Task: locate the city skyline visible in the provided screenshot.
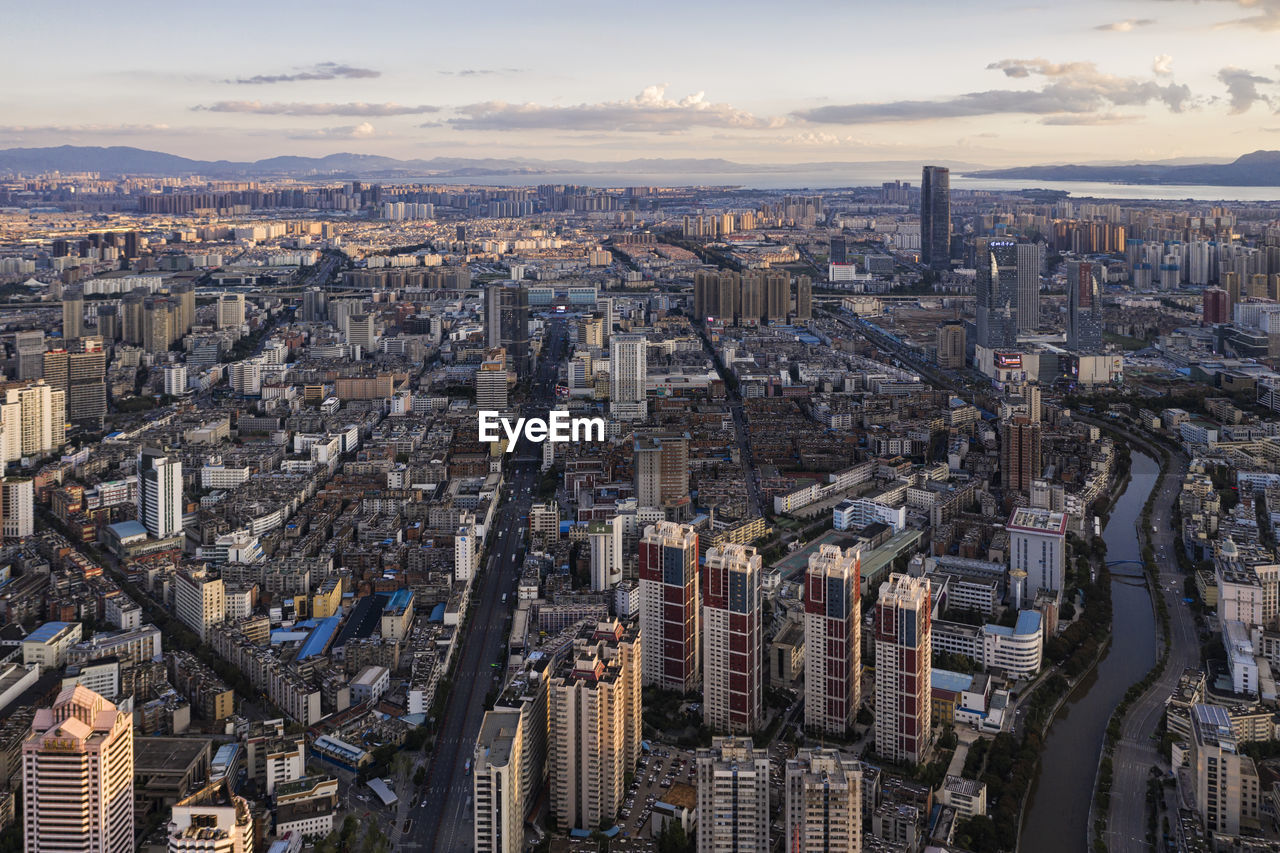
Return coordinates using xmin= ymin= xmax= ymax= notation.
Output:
xmin=7 ymin=0 xmax=1280 ymax=166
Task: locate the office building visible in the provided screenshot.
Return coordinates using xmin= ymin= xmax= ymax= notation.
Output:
xmin=936 ymin=322 xmax=965 ymax=370
xmin=796 ymin=275 xmax=813 ymax=321
xmin=1190 ymin=703 xmax=1260 ymax=836
xmin=610 ymin=333 xmax=647 ymax=420
xmin=474 ymin=709 xmax=524 ymax=853
xmin=476 ymin=351 xmax=510 ymax=411
xmin=137 ymin=447 xmax=183 ymax=539
xmin=874 ymin=573 xmax=932 ymax=764
xmin=1204 ymin=287 xmax=1230 ymax=326
xmin=66 ymin=341 xmax=107 ymax=427
xmin=638 ymin=521 xmax=699 ymax=692
xmin=63 ymin=287 xmax=85 ymax=341
xmin=1000 ymin=416 xmax=1042 ymax=493
xmin=548 ymin=620 xmax=641 ymax=832
xmin=804 ymin=545 xmax=861 ymax=736
xmin=216 ymin=294 xmax=245 ymax=330
xmin=702 ymin=544 xmax=763 ymax=734
xmin=345 ymin=313 xmax=377 ymax=353
xmin=1016 ymin=243 xmax=1041 ymax=332
xmin=920 ymin=166 xmax=951 ymax=271
xmin=1066 ymin=261 xmax=1104 ymax=351
xmin=975 ymin=239 xmax=1020 ymax=350
xmin=1 ymin=477 xmax=34 ymax=539
xmin=23 ymin=686 xmax=134 ymax=853
xmin=486 ymin=285 xmax=531 ymax=378
xmin=174 ymin=568 xmax=225 ymax=643
xmin=695 ymin=737 xmax=770 ymax=853
xmin=634 ymin=430 xmax=690 ymax=519
xmin=13 ymin=329 xmax=44 ymax=380
xmin=784 ymin=749 xmax=862 ymax=853
xmin=1007 ymin=507 xmax=1067 ymax=597
xmin=588 ymin=516 xmax=623 ymax=592
xmin=167 ymin=780 xmax=253 ymax=853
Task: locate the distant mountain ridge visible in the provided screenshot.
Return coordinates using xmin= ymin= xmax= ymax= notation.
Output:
xmin=0 ymin=145 xmax=986 ymax=180
xmin=965 ymin=150 xmax=1280 ymax=187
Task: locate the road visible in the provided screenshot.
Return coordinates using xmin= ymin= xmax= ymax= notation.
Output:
xmin=697 ymin=328 xmax=763 ymax=516
xmin=1098 ymin=425 xmax=1196 ymax=853
xmin=410 ymin=321 xmax=568 ymax=853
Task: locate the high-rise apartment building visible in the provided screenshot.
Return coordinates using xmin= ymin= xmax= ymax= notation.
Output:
xmin=137 ymin=447 xmax=183 ymax=539
xmin=796 ymin=275 xmax=813 ymax=321
xmin=784 ymin=749 xmax=862 ymax=853
xmin=577 ymin=315 xmax=605 ymax=349
xmin=474 ymin=709 xmax=524 ymax=853
xmin=0 ymin=380 xmax=66 ymax=462
xmin=476 ymin=350 xmax=510 ymax=411
xmin=920 ymin=166 xmax=951 ymax=272
xmin=610 ymin=333 xmax=648 ymax=420
xmin=216 ymin=294 xmax=245 ymax=330
xmin=634 ymin=430 xmax=690 ymax=519
xmin=67 ymin=340 xmax=107 ymax=427
xmin=548 ymin=620 xmax=641 ymax=831
xmin=975 ymin=239 xmax=1020 ymax=350
xmin=638 ymin=521 xmax=699 ymax=692
xmin=345 ymin=313 xmax=377 ymax=353
xmin=1066 ymin=261 xmax=1104 ymax=351
xmin=936 ymin=322 xmax=965 ymax=370
xmin=1204 ymin=287 xmax=1230 ymax=326
xmin=588 ymin=516 xmax=623 ymax=592
xmin=702 ymin=544 xmax=762 ymax=734
xmin=1190 ymin=703 xmax=1260 ymax=837
xmin=23 ymin=686 xmax=134 ymax=853
xmin=695 ymin=737 xmax=771 ymax=853
xmin=13 ymin=329 xmax=44 ymax=380
xmin=765 ymin=271 xmax=789 ymax=323
xmin=804 ymin=545 xmax=861 ymax=736
xmin=1000 ymin=416 xmax=1042 ymax=493
xmin=174 ymin=568 xmax=225 ymax=643
xmin=874 ymin=573 xmax=932 ymax=764
xmin=167 ymin=780 xmax=253 ymax=853
xmin=170 ymin=281 xmax=196 ymax=338
xmin=1 ymin=477 xmax=34 ymax=540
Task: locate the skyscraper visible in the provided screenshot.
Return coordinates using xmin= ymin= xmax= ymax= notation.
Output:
xmin=1190 ymin=703 xmax=1260 ymax=837
xmin=695 ymin=737 xmax=771 ymax=853
xmin=62 ymin=287 xmax=85 ymax=341
xmin=804 ymin=545 xmax=861 ymax=736
xmin=1 ymin=477 xmax=34 ymax=540
xmin=1000 ymin=416 xmax=1042 ymax=493
xmin=1204 ymin=287 xmax=1230 ymax=326
xmin=1066 ymin=261 xmax=1104 ymax=351
xmin=638 ymin=521 xmax=699 ymax=692
xmin=23 ymin=685 xmax=134 ymax=853
xmin=874 ymin=573 xmax=932 ymax=765
xmin=474 ymin=709 xmax=525 ymax=853
xmin=486 ymin=285 xmax=531 ymax=378
xmin=765 ymin=271 xmax=789 ymax=323
xmin=633 ymin=430 xmax=690 ymax=519
xmin=610 ymin=333 xmax=648 ymax=420
xmin=920 ymin=166 xmax=951 ymax=272
xmin=167 ymin=780 xmax=253 ymax=853
xmin=796 ymin=275 xmax=813 ymax=321
xmin=784 ymin=749 xmax=863 ymax=853
xmin=975 ymin=238 xmax=1020 ymax=350
xmin=137 ymin=447 xmax=183 ymax=539
xmin=1016 ymin=243 xmax=1042 ymax=332
xmin=1007 ymin=507 xmax=1067 ymax=597
xmin=702 ymin=543 xmax=763 ymax=734
xmin=475 ymin=350 xmax=510 ymax=411
xmin=548 ymin=620 xmax=641 ymax=831
xmin=0 ymin=380 xmax=66 ymax=462
xmin=936 ymin=322 xmax=965 ymax=370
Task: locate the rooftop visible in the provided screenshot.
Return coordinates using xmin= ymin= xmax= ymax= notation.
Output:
xmin=25 ymin=622 xmax=77 ymax=644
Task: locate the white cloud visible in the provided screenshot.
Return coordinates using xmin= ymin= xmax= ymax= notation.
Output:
xmin=194 ymin=102 xmax=438 ymax=117
xmin=1217 ymin=67 xmax=1273 ymax=113
xmin=1094 ymin=18 xmax=1157 ymax=31
xmin=1153 ymin=55 xmax=1174 ymax=76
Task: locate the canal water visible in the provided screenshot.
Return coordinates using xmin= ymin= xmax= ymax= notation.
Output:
xmin=1018 ymin=450 xmax=1160 ymax=852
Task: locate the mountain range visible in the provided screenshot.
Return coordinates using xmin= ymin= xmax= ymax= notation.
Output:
xmin=0 ymin=145 xmax=984 ymax=180
xmin=964 ymin=150 xmax=1280 ymax=187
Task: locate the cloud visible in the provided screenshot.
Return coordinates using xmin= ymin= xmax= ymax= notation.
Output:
xmin=288 ymin=121 xmax=379 ymax=140
xmin=0 ymin=123 xmax=172 ymax=135
xmin=231 ymin=63 xmax=380 ymax=84
xmin=1093 ymin=17 xmax=1156 ymax=31
xmin=1217 ymin=67 xmax=1273 ymax=113
xmin=449 ymin=85 xmax=783 ymax=132
xmin=194 ymin=101 xmax=439 ymax=116
xmin=439 ymin=68 xmax=524 ymax=77
xmin=1040 ymin=112 xmax=1140 ymax=125
xmin=1153 ymin=54 xmax=1174 ymax=76
xmin=1173 ymin=0 xmax=1280 ymax=30
xmin=794 ymin=59 xmax=1191 ymax=124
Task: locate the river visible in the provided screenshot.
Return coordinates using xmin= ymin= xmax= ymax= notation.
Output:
xmin=1018 ymin=450 xmax=1160 ymax=852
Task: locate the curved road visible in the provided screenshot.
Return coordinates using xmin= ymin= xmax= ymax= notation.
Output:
xmin=1096 ymin=424 xmax=1196 ymax=853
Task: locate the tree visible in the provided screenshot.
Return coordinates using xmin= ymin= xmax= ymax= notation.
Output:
xmin=657 ymin=820 xmax=695 ymax=853
xmin=414 ymin=765 xmax=427 ymax=787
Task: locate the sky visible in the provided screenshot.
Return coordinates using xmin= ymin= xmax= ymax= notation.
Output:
xmin=5 ymin=0 xmax=1280 ymax=167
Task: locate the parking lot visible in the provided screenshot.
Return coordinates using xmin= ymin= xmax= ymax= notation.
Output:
xmin=614 ymin=745 xmax=700 ymax=843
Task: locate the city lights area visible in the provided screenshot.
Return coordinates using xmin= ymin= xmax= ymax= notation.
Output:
xmin=6 ymin=4 xmax=1280 ymax=853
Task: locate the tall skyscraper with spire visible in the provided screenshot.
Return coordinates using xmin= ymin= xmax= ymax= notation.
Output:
xmin=920 ymin=166 xmax=951 ymax=272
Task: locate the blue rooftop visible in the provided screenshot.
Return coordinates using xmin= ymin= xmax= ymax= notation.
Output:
xmin=383 ymin=589 xmax=413 ymax=612
xmin=428 ymin=603 xmax=446 ymax=623
xmin=1015 ymin=610 xmax=1042 ymax=636
xmin=931 ymin=668 xmax=973 ymax=693
xmin=26 ymin=622 xmax=77 ymax=644
xmin=297 ymin=616 xmax=341 ymax=660
xmin=107 ymin=520 xmax=148 ymax=539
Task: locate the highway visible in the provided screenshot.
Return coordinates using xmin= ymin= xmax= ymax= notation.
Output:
xmin=409 ymin=321 xmax=568 ymax=852
xmin=1096 ymin=424 xmax=1197 ymax=853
